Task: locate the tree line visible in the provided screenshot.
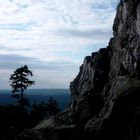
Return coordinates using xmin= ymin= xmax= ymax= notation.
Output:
xmin=0 ymin=65 xmax=61 ymax=140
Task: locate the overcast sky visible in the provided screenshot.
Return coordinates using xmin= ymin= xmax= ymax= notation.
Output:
xmin=0 ymin=0 xmax=119 ymax=89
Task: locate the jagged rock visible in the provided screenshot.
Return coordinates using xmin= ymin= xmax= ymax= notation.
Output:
xmin=83 ymin=0 xmax=140 ymax=135
xmin=17 ymin=0 xmax=140 ymax=139
xmin=70 ymin=48 xmax=110 ymax=127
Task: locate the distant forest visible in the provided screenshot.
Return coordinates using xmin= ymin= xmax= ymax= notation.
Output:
xmin=0 ymin=65 xmax=61 ymax=140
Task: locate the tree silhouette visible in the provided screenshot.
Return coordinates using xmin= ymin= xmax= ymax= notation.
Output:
xmin=46 ymin=97 xmax=61 ymax=116
xmin=30 ymin=97 xmax=61 ymax=124
xmin=9 ymin=65 xmax=35 ymax=107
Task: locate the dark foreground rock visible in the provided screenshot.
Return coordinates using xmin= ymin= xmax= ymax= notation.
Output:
xmin=17 ymin=0 xmax=140 ymax=139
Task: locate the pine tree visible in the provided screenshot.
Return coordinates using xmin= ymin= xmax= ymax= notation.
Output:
xmin=46 ymin=97 xmax=61 ymax=116
xmin=9 ymin=65 xmax=35 ymax=107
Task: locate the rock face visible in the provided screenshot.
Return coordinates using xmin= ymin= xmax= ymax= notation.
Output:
xmin=18 ymin=0 xmax=140 ymax=140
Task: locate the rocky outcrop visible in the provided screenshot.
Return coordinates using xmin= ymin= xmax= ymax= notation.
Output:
xmin=17 ymin=0 xmax=140 ymax=139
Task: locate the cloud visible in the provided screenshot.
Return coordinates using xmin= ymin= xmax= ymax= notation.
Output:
xmin=0 ymin=54 xmax=35 ymax=69
xmin=0 ymin=23 xmax=36 ymax=31
xmin=58 ymin=27 xmax=112 ymax=40
xmin=0 ymin=0 xmax=119 ymax=89
xmin=0 ymin=53 xmax=79 ymax=88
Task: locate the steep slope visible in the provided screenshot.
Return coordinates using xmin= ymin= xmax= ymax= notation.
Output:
xmin=18 ymin=0 xmax=140 ymax=139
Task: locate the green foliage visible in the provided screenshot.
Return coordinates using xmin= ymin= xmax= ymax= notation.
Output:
xmin=9 ymin=65 xmax=35 ymax=106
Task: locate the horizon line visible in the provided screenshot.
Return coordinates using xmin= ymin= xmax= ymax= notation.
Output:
xmin=0 ymin=88 xmax=70 ymax=90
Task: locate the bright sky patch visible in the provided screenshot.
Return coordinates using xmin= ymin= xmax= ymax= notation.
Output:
xmin=0 ymin=0 xmax=119 ymax=89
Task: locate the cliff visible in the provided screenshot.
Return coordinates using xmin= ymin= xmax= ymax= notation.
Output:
xmin=18 ymin=0 xmax=140 ymax=139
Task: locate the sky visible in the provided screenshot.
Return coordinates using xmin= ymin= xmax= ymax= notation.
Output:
xmin=0 ymin=0 xmax=119 ymax=89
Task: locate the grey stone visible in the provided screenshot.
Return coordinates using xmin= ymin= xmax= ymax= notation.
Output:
xmin=17 ymin=0 xmax=140 ymax=139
